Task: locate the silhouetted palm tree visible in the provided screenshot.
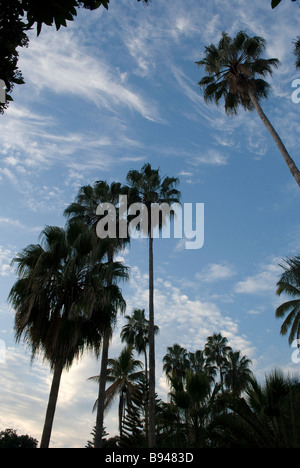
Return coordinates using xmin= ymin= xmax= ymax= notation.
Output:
xmin=196 ymin=30 xmax=300 ymax=187
xmin=126 ymin=163 xmax=180 ymax=447
xmin=294 ymin=37 xmax=300 ymax=69
xmin=121 ymin=308 xmax=159 ymax=381
xmin=275 ymin=255 xmax=300 ymax=347
xmin=64 ymin=180 xmax=129 ymax=448
xmin=90 ymin=347 xmax=144 ymax=438
xmin=9 ymin=223 xmax=124 ymax=448
xmin=204 ymin=333 xmax=232 ymax=389
xmin=163 ymin=344 xmax=190 ymax=388
xmin=224 ymin=350 xmax=253 ymax=396
xmin=216 ymin=370 xmax=300 ymax=447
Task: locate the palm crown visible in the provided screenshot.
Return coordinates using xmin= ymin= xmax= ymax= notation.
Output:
xmin=196 ymin=31 xmax=279 ymax=115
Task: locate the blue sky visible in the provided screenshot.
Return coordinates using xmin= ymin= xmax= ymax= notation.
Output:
xmin=0 ymin=0 xmax=300 ymax=448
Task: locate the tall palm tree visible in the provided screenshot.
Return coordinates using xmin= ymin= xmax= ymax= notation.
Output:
xmin=90 ymin=347 xmax=144 ymax=438
xmin=121 ymin=308 xmax=159 ymax=381
xmin=64 ymin=180 xmax=129 ymax=448
xmin=196 ymin=30 xmax=300 ymax=188
xmin=275 ymin=255 xmax=300 ymax=347
xmin=8 ymin=223 xmax=124 ymax=448
xmin=126 ymin=163 xmax=180 ymax=447
xmin=224 ymin=350 xmax=253 ymax=396
xmin=204 ymin=333 xmax=232 ymax=389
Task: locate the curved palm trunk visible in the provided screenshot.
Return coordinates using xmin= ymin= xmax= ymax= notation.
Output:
xmin=148 ymin=233 xmax=156 ymax=448
xmin=248 ymin=89 xmax=300 ymax=188
xmin=94 ymin=327 xmax=110 ymax=448
xmin=40 ymin=363 xmax=63 ymax=448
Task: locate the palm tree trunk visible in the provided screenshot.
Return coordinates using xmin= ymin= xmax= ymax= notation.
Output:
xmin=94 ymin=327 xmax=110 ymax=448
xmin=40 ymin=363 xmax=63 ymax=448
xmin=148 ymin=233 xmax=156 ymax=448
xmin=144 ymin=348 xmax=149 ymax=441
xmin=94 ymin=247 xmax=114 ymax=448
xmin=144 ymin=349 xmax=148 ymax=382
xmin=248 ymin=89 xmax=300 ymax=188
xmin=119 ymin=390 xmax=124 ymax=439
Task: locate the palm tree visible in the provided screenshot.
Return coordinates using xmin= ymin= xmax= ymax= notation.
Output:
xmin=163 ymin=344 xmax=190 ymax=388
xmin=64 ymin=180 xmax=129 ymax=448
xmin=294 ymin=37 xmax=300 ymax=69
xmin=275 ymin=255 xmax=300 ymax=347
xmin=204 ymin=333 xmax=232 ymax=389
xmin=215 ymin=370 xmax=300 ymax=447
xmin=90 ymin=347 xmax=144 ymax=438
xmin=126 ymin=163 xmax=180 ymax=447
xmin=196 ymin=30 xmax=300 ymax=188
xmin=224 ymin=350 xmax=253 ymax=396
xmin=121 ymin=308 xmax=159 ymax=381
xmin=8 ymin=223 xmax=124 ymax=448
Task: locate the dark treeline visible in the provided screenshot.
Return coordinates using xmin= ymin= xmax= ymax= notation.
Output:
xmin=86 ymin=329 xmax=300 ymax=449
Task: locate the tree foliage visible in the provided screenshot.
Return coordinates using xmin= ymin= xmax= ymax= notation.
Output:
xmin=0 ymin=0 xmax=149 ymax=112
xmin=0 ymin=429 xmax=38 ymax=448
xmin=276 ymin=255 xmax=300 ymax=345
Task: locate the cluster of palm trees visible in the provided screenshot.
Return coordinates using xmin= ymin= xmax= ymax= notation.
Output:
xmin=89 ymin=308 xmax=159 ymax=441
xmin=86 ymin=331 xmax=300 ymax=448
xmin=8 ymin=163 xmax=180 ymax=449
xmin=7 ymin=28 xmax=300 ymax=448
xmin=157 ymin=335 xmax=300 ymax=448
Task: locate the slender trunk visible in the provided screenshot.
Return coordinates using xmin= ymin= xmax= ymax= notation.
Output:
xmin=148 ymin=233 xmax=156 ymax=448
xmin=94 ymin=247 xmax=114 ymax=448
xmin=119 ymin=391 xmax=124 ymax=438
xmin=40 ymin=363 xmax=63 ymax=448
xmin=144 ymin=349 xmax=148 ymax=382
xmin=248 ymin=89 xmax=300 ymax=188
xmin=144 ymin=348 xmax=149 ymax=441
xmin=94 ymin=327 xmax=110 ymax=448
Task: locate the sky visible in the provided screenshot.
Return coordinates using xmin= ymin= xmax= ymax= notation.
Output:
xmin=0 ymin=0 xmax=300 ymax=449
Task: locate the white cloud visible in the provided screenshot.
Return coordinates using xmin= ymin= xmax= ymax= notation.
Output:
xmin=234 ymin=259 xmax=282 ymax=294
xmin=0 ymin=217 xmax=41 ymax=233
xmin=0 ymin=246 xmax=14 ymax=277
xmin=196 ymin=263 xmax=236 ymax=283
xmin=193 ymin=149 xmax=229 ymax=166
xmin=19 ymin=27 xmax=161 ymax=122
xmin=124 ymin=265 xmax=253 ymax=358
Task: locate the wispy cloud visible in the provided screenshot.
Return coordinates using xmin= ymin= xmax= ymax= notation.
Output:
xmin=192 ymin=148 xmax=229 ymax=166
xmin=19 ymin=26 xmax=162 ymax=123
xmin=0 ymin=217 xmax=41 ymax=233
